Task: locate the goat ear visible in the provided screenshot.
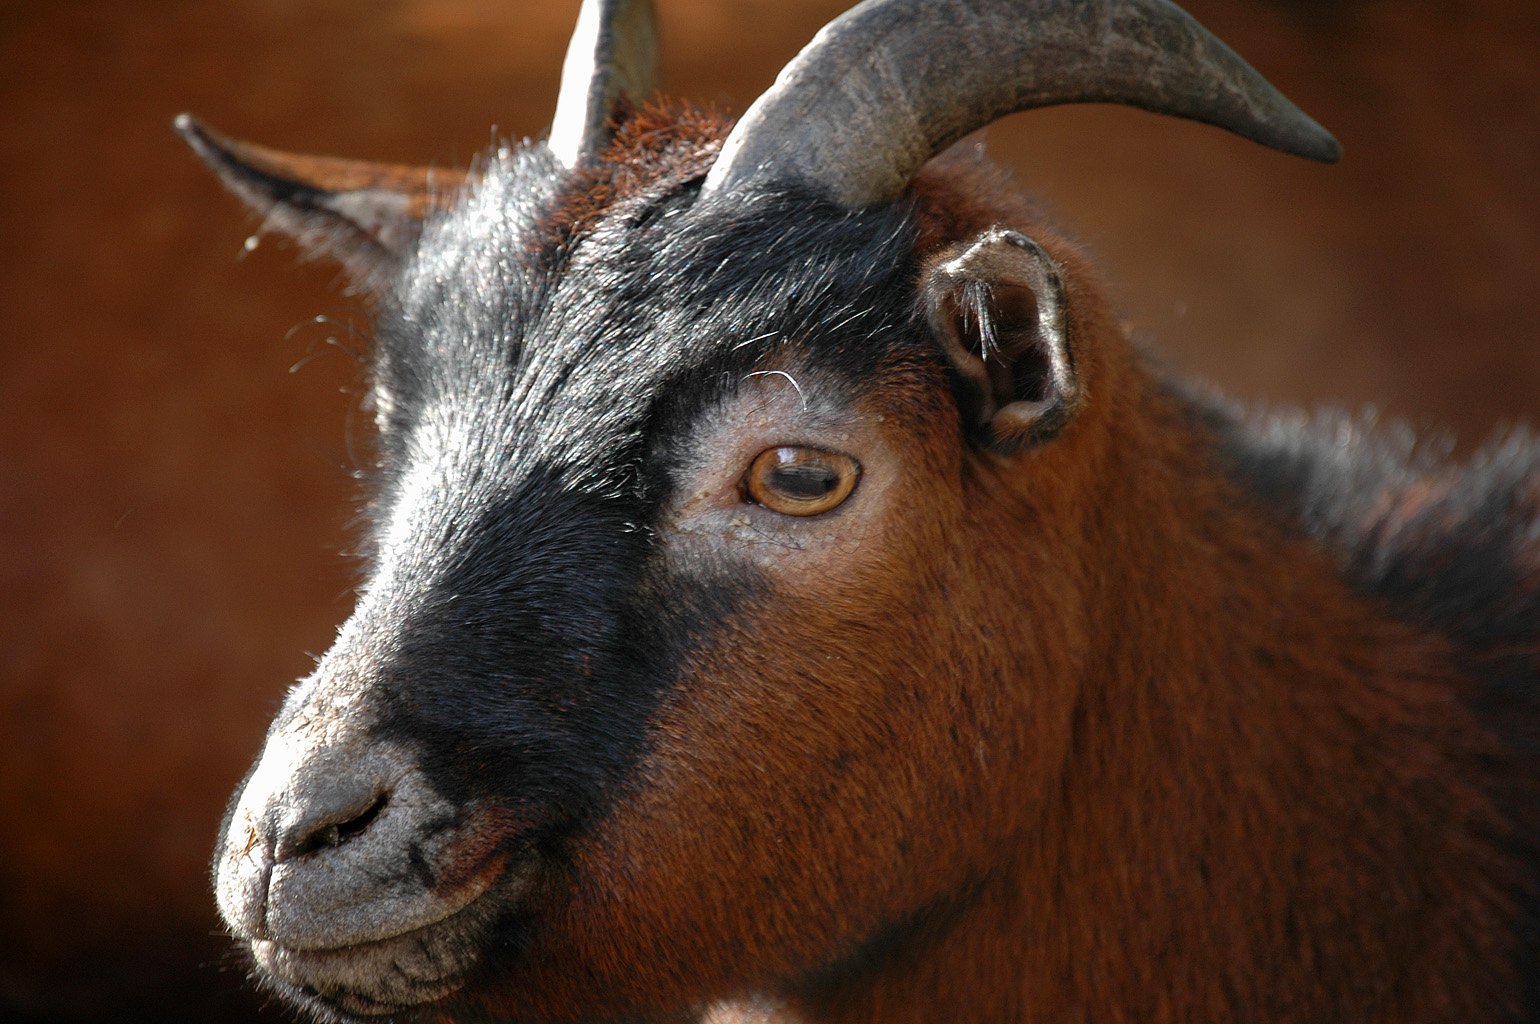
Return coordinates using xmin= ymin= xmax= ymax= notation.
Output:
xmin=174 ymin=114 xmax=464 ymax=289
xmin=924 ymin=228 xmax=1080 ymax=453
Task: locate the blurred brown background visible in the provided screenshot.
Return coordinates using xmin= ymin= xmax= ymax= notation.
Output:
xmin=1 ymin=0 xmax=1536 ymax=1020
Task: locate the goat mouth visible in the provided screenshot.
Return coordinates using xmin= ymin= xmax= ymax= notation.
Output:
xmin=250 ymin=856 xmax=528 ymax=1020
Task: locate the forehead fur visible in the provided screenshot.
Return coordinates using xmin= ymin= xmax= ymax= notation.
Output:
xmin=370 ymin=107 xmax=939 ymax=508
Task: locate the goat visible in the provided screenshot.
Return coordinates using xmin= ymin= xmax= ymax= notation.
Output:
xmin=180 ymin=0 xmax=1540 ymax=1020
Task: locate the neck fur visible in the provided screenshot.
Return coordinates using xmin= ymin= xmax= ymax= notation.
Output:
xmin=783 ymin=374 xmax=1524 ymax=1024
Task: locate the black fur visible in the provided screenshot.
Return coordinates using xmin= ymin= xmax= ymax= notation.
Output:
xmin=1195 ymin=392 xmax=1540 ymax=1013
xmin=353 ymin=141 xmax=938 ymax=843
xmin=1201 ymin=400 xmax=1539 ymax=703
xmin=228 ymin=118 xmax=1539 ymax=1018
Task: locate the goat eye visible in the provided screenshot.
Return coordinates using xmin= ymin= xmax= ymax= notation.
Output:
xmin=743 ymin=446 xmax=860 ymax=517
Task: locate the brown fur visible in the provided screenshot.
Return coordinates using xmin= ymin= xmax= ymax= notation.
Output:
xmin=536 ymin=100 xmax=729 ymax=249
xmin=7 ymin=3 xmax=1537 ymax=1021
xmin=448 ymin=114 xmax=1534 ymax=1023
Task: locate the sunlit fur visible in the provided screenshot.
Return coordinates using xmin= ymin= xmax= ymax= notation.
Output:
xmin=217 ymin=102 xmax=1538 ymax=1024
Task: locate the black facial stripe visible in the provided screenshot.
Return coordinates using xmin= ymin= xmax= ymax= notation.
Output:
xmin=349 ymin=146 xmax=943 ymax=854
xmin=362 ymin=448 xmax=769 ymax=840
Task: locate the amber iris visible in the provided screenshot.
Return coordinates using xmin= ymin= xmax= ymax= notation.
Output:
xmin=743 ymin=446 xmax=861 ymax=516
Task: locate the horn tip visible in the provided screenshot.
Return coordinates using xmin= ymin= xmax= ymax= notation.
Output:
xmin=1289 ymin=120 xmax=1343 ymax=164
xmin=1311 ymin=133 xmax=1344 ymax=165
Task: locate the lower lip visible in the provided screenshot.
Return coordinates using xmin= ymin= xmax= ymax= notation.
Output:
xmin=253 ymin=855 xmax=526 ymax=1013
xmin=253 ymin=931 xmax=473 ymax=1015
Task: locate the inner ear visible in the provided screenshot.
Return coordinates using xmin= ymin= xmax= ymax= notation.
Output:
xmin=924 ymin=228 xmax=1079 ymax=452
xmin=175 ymin=114 xmax=465 ymax=292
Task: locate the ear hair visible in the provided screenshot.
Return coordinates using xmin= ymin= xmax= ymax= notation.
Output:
xmin=923 ymin=227 xmax=1080 ymax=453
xmin=175 ymin=114 xmax=465 ymax=293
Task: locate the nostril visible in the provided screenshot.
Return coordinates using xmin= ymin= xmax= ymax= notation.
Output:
xmin=286 ymin=792 xmax=389 ymax=860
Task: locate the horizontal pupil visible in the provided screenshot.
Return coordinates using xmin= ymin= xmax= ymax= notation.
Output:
xmin=771 ymin=464 xmax=838 ymax=500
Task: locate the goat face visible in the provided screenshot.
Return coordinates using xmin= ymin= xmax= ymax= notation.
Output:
xmin=189 ymin=1 xmax=1336 ymax=1019
xmin=206 ymin=130 xmax=1106 ymax=1020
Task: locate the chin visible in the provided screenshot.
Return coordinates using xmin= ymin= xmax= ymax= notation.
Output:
xmin=242 ymin=858 xmax=525 ymax=1024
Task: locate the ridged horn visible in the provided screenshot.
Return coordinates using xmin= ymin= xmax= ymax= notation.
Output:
xmin=548 ymin=0 xmax=659 ymax=168
xmin=700 ymin=0 xmax=1341 ymax=208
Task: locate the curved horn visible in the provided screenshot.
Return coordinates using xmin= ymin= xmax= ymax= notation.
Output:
xmin=700 ymin=0 xmax=1341 ymax=208
xmin=548 ymin=0 xmax=659 ymax=168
